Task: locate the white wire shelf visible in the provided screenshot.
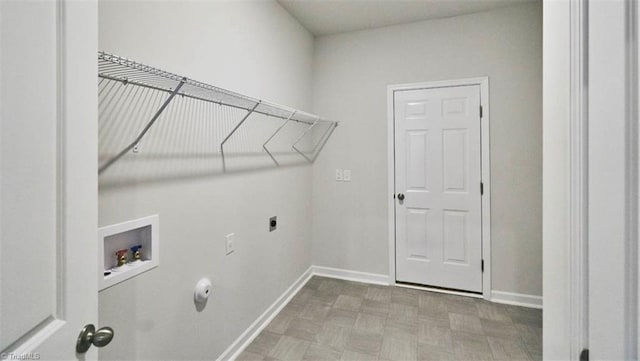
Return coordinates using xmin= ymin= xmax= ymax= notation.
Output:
xmin=97 ymin=51 xmax=338 ymax=174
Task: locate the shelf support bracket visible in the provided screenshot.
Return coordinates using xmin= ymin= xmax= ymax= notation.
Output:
xmin=98 ymin=77 xmax=187 ymax=174
xmin=292 ymin=117 xmax=320 ymax=162
xmin=263 ymin=111 xmax=296 ymax=166
xmin=310 ymin=121 xmax=338 ymax=162
xmin=220 ymin=101 xmax=261 ymax=172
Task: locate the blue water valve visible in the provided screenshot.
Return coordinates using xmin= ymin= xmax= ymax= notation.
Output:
xmin=130 ymin=245 xmax=142 ymax=261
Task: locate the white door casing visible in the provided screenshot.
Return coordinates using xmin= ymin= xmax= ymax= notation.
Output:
xmin=392 ymin=82 xmax=485 ymax=294
xmin=0 ymin=1 xmax=98 ymax=359
xmin=588 ymin=0 xmax=639 ymax=359
xmin=543 ymin=1 xmax=640 ymax=359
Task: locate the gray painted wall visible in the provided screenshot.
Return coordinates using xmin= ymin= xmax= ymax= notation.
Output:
xmin=97 ymin=2 xmax=542 ymax=359
xmin=310 ymin=3 xmax=542 ymax=297
xmin=97 ymin=1 xmax=315 ymax=359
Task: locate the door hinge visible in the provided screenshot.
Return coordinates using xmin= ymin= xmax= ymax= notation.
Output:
xmin=480 ymin=182 xmax=484 ymax=195
xmin=480 ymin=105 xmax=483 ymax=118
xmin=481 ymin=259 xmax=485 ymax=272
xmin=579 ymin=349 xmax=589 ymax=361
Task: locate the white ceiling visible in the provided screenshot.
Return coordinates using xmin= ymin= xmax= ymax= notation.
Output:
xmin=277 ymin=0 xmax=538 ymax=36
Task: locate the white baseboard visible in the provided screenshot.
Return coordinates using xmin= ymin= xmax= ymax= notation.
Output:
xmin=491 ymin=290 xmax=543 ymax=309
xmin=218 ymin=266 xmax=314 ymax=361
xmin=311 ymin=265 xmax=391 ymax=286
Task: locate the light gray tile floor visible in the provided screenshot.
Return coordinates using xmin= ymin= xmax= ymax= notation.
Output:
xmin=238 ymin=276 xmax=542 ymax=361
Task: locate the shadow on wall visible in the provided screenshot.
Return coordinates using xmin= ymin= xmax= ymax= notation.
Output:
xmin=98 ymin=78 xmax=333 ymax=189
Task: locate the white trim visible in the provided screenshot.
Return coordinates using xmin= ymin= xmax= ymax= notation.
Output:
xmin=312 ymin=266 xmax=391 ymax=285
xmin=387 ymin=87 xmax=397 ymax=288
xmin=542 ymin=1 xmax=575 ymax=359
xmin=479 ymin=78 xmax=491 ymax=301
xmin=636 ymin=3 xmax=640 ymax=357
xmin=491 ymin=290 xmax=543 ymax=309
xmin=588 ymin=1 xmax=639 ymax=358
xmin=386 ymin=77 xmax=491 ymax=300
xmin=628 ymin=1 xmax=640 ymax=357
xmin=219 ymin=266 xmax=313 ymax=361
xmin=568 ymin=0 xmax=589 ymax=359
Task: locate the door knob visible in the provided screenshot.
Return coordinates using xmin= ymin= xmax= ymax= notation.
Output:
xmin=397 ymin=193 xmax=405 ymax=201
xmin=76 ymin=324 xmax=114 ymax=354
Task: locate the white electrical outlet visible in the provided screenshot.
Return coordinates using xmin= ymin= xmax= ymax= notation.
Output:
xmin=225 ymin=233 xmax=235 ymax=255
xmin=343 ymin=169 xmax=352 ymax=182
xmin=335 ymin=169 xmax=343 ymax=181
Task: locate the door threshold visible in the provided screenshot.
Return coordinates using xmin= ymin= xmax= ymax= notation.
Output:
xmin=395 ymin=281 xmax=483 ymax=299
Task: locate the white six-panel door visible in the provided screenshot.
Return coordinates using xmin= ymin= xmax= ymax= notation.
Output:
xmin=0 ymin=1 xmax=99 ymax=359
xmin=394 ymin=85 xmax=483 ymax=293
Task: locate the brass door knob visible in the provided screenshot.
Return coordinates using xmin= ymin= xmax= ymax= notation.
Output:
xmin=76 ymin=324 xmax=114 ymax=354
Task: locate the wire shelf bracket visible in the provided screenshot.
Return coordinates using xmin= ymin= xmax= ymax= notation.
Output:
xmin=310 ymin=122 xmax=338 ymax=162
xmin=263 ymin=111 xmax=296 ymax=166
xmin=220 ymin=101 xmax=261 ymax=172
xmin=98 ymin=78 xmax=186 ymax=174
xmin=292 ymin=118 xmax=338 ymax=163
